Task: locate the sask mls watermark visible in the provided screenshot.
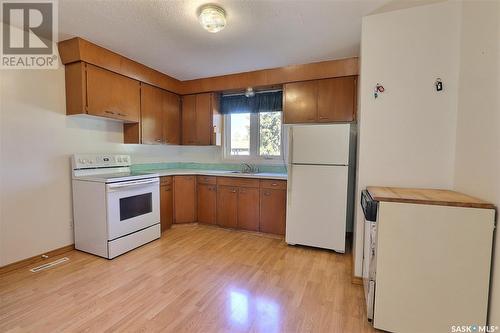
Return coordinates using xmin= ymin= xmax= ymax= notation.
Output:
xmin=1 ymin=0 xmax=58 ymax=69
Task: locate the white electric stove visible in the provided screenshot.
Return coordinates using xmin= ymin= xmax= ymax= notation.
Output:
xmin=71 ymin=154 xmax=161 ymax=259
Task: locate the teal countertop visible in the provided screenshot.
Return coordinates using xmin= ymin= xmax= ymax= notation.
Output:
xmin=131 ymin=162 xmax=288 ymax=180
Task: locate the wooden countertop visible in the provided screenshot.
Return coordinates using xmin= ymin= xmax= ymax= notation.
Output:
xmin=367 ymin=187 xmax=495 ymax=209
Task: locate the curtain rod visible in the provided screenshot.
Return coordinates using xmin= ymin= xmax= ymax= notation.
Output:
xmin=222 ymin=89 xmax=283 ymax=97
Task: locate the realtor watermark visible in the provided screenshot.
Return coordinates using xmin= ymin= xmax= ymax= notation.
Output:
xmin=451 ymin=325 xmax=499 ymax=333
xmin=1 ymin=0 xmax=58 ymax=69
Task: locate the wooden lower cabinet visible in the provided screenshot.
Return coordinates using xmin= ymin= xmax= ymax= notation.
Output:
xmin=160 ymin=175 xmax=286 ymax=235
xmin=197 ymin=183 xmax=216 ymax=224
xmin=160 ymin=178 xmax=173 ymax=232
xmin=216 ymin=186 xmax=238 ymax=228
xmin=173 ymin=176 xmax=196 ymax=223
xmin=260 ymin=188 xmax=286 ymax=235
xmin=237 ymin=187 xmax=260 ymax=231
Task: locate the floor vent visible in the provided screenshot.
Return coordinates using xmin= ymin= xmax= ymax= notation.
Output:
xmin=30 ymin=257 xmax=69 ymax=273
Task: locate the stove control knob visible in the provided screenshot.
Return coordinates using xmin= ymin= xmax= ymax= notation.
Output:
xmin=117 ymin=157 xmax=123 ymax=162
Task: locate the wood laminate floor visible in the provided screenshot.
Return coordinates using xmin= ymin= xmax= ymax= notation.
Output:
xmin=0 ymin=225 xmax=377 ymax=333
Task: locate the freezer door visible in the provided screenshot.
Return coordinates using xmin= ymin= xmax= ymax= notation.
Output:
xmin=291 ymin=124 xmax=350 ymax=165
xmin=286 ymin=164 xmax=348 ymax=252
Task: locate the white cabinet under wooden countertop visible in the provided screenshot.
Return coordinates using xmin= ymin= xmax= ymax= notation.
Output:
xmin=365 ymin=187 xmax=495 ymax=333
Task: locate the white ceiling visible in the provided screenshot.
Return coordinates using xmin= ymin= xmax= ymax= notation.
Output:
xmin=59 ymin=0 xmax=388 ymax=80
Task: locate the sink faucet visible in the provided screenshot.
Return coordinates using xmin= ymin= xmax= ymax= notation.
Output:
xmin=241 ymin=163 xmax=259 ymax=174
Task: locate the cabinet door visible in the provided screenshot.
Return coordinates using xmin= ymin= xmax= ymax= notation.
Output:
xmin=163 ymin=91 xmax=181 ymax=145
xmin=195 ymin=93 xmax=212 ymax=145
xmin=260 ymin=189 xmax=286 ymax=235
xmin=160 ymin=183 xmax=173 ymax=232
xmin=317 ymin=77 xmax=356 ymax=122
xmin=141 ymin=84 xmax=164 ymax=144
xmin=237 ymin=187 xmax=260 ymax=232
xmin=86 ymin=64 xmax=140 ymax=122
xmin=197 ymin=184 xmax=217 ymax=224
xmin=173 ymin=176 xmax=196 ymax=223
xmin=283 ymin=81 xmax=317 ymax=124
xmin=181 ymin=95 xmax=197 ymax=145
xmin=216 ymin=186 xmax=238 ymax=228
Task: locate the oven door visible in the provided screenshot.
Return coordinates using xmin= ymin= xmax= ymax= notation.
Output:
xmin=106 ymin=178 xmax=160 ymax=240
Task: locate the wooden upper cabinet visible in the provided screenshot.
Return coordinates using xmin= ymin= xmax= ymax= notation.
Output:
xmin=195 ymin=93 xmax=212 ymax=145
xmin=283 ymin=81 xmax=317 ymax=124
xmin=85 ymin=64 xmax=140 ymax=123
xmin=197 ymin=183 xmax=217 ymax=225
xmin=173 ymin=176 xmax=197 ymax=223
xmin=181 ymin=95 xmax=197 ymax=145
xmin=141 ymin=84 xmax=164 ymax=144
xmin=283 ymin=76 xmax=357 ymax=124
xmin=163 ymin=91 xmax=181 ymax=145
xmin=125 ymin=84 xmax=181 ymax=144
xmin=181 ymin=93 xmax=221 ymax=146
xmin=237 ymin=187 xmax=260 ymax=232
xmin=217 ymin=185 xmax=238 ymax=228
xmin=317 ymin=77 xmax=356 ymax=122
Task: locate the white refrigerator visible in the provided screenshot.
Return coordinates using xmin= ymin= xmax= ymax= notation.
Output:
xmin=285 ymin=124 xmax=354 ymax=253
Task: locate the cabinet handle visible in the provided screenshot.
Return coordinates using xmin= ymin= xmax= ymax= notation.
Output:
xmin=231 ymin=189 xmax=237 ymax=193
xmin=117 ymin=112 xmax=128 ymax=117
xmin=264 ymin=191 xmax=271 ymax=196
xmin=105 ymin=110 xmax=115 ymax=115
xmin=271 ymin=183 xmax=278 ymax=186
xmin=156 ymin=139 xmax=162 ymax=142
xmin=319 ymin=116 xmax=328 ymax=120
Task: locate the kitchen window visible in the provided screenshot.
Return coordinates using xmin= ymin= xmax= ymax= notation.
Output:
xmin=221 ymin=90 xmax=283 ymax=161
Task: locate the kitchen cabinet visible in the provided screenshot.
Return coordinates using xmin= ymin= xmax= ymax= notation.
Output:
xmin=197 ymin=182 xmax=217 ymax=225
xmin=216 ymin=177 xmax=260 ymax=232
xmin=283 ymin=76 xmax=356 ymax=124
xmin=173 ymin=176 xmax=196 ymax=223
xmin=283 ymin=81 xmax=317 ymax=124
xmin=160 ymin=177 xmax=173 ymax=232
xmin=140 ymin=84 xmax=164 ymax=144
xmin=260 ymin=188 xmax=286 ymax=235
xmin=216 ymin=185 xmax=238 ymax=228
xmin=181 ymin=93 xmax=221 ymax=146
xmin=163 ymin=91 xmax=181 ymax=144
xmin=84 ymin=63 xmax=140 ymax=122
xmin=124 ymin=84 xmax=181 ymax=145
xmin=317 ymin=77 xmax=355 ymax=122
xmin=167 ymin=174 xmax=286 ymax=234
xmin=237 ymin=187 xmax=260 ymax=231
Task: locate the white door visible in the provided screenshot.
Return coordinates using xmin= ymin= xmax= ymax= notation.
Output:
xmin=106 ymin=178 xmax=160 ymax=240
xmin=291 ymin=124 xmax=350 ymax=165
xmin=286 ymin=164 xmax=348 ymax=252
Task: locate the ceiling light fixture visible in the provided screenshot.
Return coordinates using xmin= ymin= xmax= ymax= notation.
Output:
xmin=198 ymin=4 xmax=226 ymax=33
xmin=245 ymin=87 xmax=255 ymax=97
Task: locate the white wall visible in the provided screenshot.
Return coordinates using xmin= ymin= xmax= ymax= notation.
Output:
xmin=354 ymin=1 xmax=461 ymax=276
xmin=453 ymin=1 xmax=500 ymax=325
xmin=0 ymin=65 xmax=221 ymax=266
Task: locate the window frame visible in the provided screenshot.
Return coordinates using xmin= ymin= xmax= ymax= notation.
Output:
xmin=223 ymin=111 xmax=284 ymax=163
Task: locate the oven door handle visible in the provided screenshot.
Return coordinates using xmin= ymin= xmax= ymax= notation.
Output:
xmin=106 ymin=178 xmax=159 ymax=190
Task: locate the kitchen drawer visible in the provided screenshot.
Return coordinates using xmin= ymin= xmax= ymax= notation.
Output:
xmin=217 ymin=177 xmax=259 ymax=188
xmin=160 ymin=176 xmax=172 ymax=185
xmin=197 ymin=175 xmax=216 ymax=185
xmin=260 ymin=179 xmax=287 ymax=190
